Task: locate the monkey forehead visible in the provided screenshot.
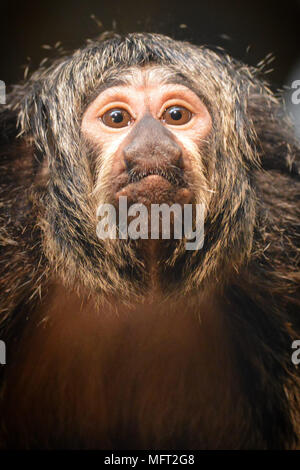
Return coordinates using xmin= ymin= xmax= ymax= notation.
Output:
xmin=112 ymin=65 xmax=179 ymax=88
xmin=82 ymin=66 xmax=209 ymax=115
xmin=88 ymin=65 xmax=207 ymax=100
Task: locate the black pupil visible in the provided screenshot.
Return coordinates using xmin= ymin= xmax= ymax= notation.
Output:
xmin=170 ymin=108 xmax=182 ymax=121
xmin=111 ymin=110 xmax=124 ymax=123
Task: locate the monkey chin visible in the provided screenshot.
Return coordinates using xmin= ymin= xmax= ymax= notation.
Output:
xmin=115 ymin=175 xmax=193 ymax=207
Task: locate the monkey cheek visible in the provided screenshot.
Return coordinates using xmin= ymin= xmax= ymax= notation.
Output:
xmin=115 ymin=175 xmax=193 ymax=207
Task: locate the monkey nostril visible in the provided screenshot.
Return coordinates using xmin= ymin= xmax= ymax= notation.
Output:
xmin=167 ymin=141 xmax=184 ymax=169
xmin=175 ymin=152 xmax=184 ymax=169
xmin=124 ymin=156 xmax=134 ymax=173
xmin=123 ymin=146 xmax=138 ymax=173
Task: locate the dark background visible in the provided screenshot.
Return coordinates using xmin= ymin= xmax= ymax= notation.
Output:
xmin=1 ymin=0 xmax=300 ymax=90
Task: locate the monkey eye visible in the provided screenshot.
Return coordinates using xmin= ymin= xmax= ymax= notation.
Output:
xmin=101 ymin=108 xmax=133 ymax=128
xmin=161 ymin=105 xmax=192 ymax=125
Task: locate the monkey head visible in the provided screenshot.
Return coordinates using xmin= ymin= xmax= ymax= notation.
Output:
xmin=11 ymin=33 xmax=278 ymax=300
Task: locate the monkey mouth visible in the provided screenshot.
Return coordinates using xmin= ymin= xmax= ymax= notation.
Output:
xmin=127 ymin=167 xmax=184 ymax=186
xmin=114 ymin=167 xmax=193 ymax=206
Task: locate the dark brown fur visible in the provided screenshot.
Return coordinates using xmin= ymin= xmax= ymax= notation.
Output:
xmin=0 ymin=33 xmax=299 ymax=449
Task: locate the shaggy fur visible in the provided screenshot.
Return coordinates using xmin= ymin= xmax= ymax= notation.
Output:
xmin=0 ymin=32 xmax=299 ymax=449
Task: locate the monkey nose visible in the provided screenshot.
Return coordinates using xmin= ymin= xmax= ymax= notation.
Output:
xmin=122 ymin=115 xmax=184 ymax=174
xmin=123 ymin=141 xmax=184 ymax=174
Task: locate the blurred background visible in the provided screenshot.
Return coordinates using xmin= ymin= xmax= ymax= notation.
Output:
xmin=1 ymin=0 xmax=300 ymax=133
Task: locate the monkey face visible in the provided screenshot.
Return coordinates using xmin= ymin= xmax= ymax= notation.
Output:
xmin=81 ymin=66 xmax=212 ymax=209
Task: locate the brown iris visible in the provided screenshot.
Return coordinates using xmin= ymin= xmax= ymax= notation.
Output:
xmin=101 ymin=108 xmax=132 ymax=128
xmin=161 ymin=105 xmax=192 ymax=125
